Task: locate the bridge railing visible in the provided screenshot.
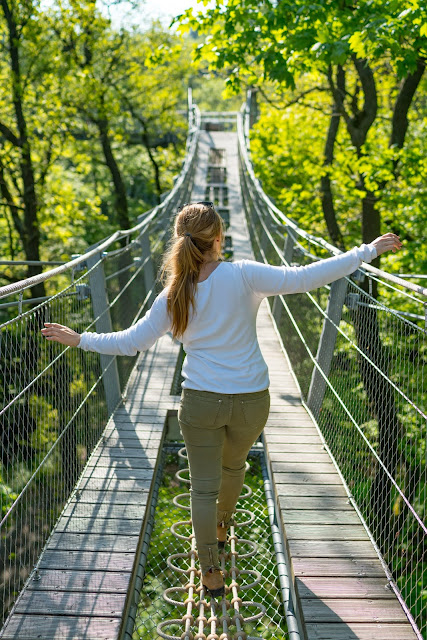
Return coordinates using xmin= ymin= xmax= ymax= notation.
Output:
xmin=0 ymin=97 xmax=200 ymax=630
xmin=238 ymin=101 xmax=426 ymax=640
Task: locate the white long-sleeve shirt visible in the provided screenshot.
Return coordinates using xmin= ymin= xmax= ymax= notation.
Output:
xmin=78 ymin=243 xmax=377 ymax=393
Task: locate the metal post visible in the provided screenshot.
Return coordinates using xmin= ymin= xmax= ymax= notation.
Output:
xmin=244 ymin=90 xmax=251 ymax=141
xmin=306 ymin=277 xmax=349 ymax=420
xmin=139 ymin=229 xmax=156 ymax=307
xmin=249 ymin=87 xmax=259 ymax=129
xmin=86 ymin=252 xmax=122 ymax=414
xmin=260 ymin=223 xmax=269 ymax=256
xmin=187 ymin=86 xmax=193 ymax=125
xmin=272 ymin=229 xmax=295 ymax=324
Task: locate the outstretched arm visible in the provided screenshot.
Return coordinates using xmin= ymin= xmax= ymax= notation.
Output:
xmin=41 ymin=290 xmax=171 ymax=355
xmin=241 ymin=233 xmax=402 ymax=298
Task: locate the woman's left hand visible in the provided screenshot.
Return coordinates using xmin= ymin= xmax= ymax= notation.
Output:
xmin=41 ymin=322 xmax=81 ymax=347
xmin=370 ymin=233 xmax=403 ymax=256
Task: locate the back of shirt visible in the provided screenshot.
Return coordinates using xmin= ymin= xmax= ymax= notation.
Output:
xmin=181 ymin=261 xmax=268 ymax=393
xmin=78 ymin=243 xmax=376 ymax=394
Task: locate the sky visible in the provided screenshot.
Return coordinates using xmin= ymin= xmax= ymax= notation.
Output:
xmin=104 ymin=0 xmax=214 ymax=30
xmin=140 ymin=0 xmax=211 ymax=22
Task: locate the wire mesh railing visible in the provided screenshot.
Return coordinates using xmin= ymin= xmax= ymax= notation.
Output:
xmin=0 ymin=98 xmax=200 ymax=631
xmin=238 ymin=100 xmax=427 ymax=639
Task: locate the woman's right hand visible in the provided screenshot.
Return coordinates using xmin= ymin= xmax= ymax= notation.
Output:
xmin=370 ymin=233 xmax=402 ymax=256
xmin=41 ymin=322 xmax=81 ymax=347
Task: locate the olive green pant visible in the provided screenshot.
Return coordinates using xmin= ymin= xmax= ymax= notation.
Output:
xmin=178 ymin=388 xmax=270 ymax=573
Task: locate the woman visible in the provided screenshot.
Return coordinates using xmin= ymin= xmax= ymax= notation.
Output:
xmin=41 ymin=202 xmax=402 ymax=598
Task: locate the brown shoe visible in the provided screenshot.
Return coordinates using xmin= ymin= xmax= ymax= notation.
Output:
xmin=202 ymin=566 xmax=225 ymax=598
xmin=217 ymin=523 xmax=228 ymax=550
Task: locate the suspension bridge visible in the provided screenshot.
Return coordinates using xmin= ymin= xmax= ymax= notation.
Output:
xmin=0 ymin=92 xmax=426 ymax=640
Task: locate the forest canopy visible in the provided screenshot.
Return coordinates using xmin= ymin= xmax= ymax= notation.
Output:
xmin=0 ymin=0 xmax=425 ymax=290
xmin=0 ymin=0 xmax=209 ymax=294
xmin=177 ymin=0 xmax=427 ymax=278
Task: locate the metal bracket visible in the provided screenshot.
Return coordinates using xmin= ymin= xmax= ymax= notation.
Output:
xmin=32 ymin=568 xmax=41 ymax=582
xmin=71 ymin=254 xmax=87 ymax=272
xmin=345 ymin=293 xmax=360 ymax=310
xmin=76 ymin=284 xmax=91 ymax=301
xmin=352 ymin=268 xmax=365 ymax=283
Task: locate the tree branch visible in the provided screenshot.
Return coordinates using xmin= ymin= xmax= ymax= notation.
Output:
xmin=390 ymin=57 xmax=425 ymax=151
xmin=349 ymin=56 xmax=378 ymax=150
xmin=258 ymin=84 xmax=328 ymax=110
xmin=0 ymin=121 xmax=21 ymax=146
xmin=327 ymin=65 xmax=352 ymax=130
xmin=321 ymin=65 xmax=346 ymax=250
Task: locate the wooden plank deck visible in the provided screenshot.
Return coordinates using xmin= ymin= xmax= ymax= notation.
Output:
xmin=0 ymin=333 xmax=181 ymax=640
xmin=204 ymin=129 xmax=419 ymax=640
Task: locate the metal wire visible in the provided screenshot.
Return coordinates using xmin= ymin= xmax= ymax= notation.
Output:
xmin=0 ymin=277 xmax=109 ymax=626
xmin=237 ymin=106 xmax=426 ymax=639
xmin=0 ymin=102 xmax=200 ymax=632
xmin=132 ymin=446 xmax=288 ymax=640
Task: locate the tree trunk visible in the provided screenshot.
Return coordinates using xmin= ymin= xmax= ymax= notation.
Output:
xmin=335 ymin=57 xmax=403 ymax=553
xmin=142 ymin=132 xmax=162 ymax=204
xmin=361 ymin=189 xmax=381 ymax=244
xmin=350 ymin=300 xmax=403 ymax=547
xmin=0 ymin=160 xmax=24 ymax=257
xmin=359 ymin=181 xmax=381 ymax=298
xmin=97 ymin=116 xmax=131 ymax=231
xmin=123 ymin=102 xmax=163 ymax=204
xmin=390 ymin=57 xmax=425 ymax=173
xmin=321 ymin=65 xmax=345 ymax=250
xmin=97 ymin=115 xmax=133 ymax=322
xmin=1 ymin=0 xmax=45 ymax=299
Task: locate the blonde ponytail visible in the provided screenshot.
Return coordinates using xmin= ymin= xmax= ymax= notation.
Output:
xmin=161 ymin=203 xmax=223 ymax=338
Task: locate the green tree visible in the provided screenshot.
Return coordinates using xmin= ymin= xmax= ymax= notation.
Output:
xmin=0 ymin=2 xmax=192 ymax=295
xmin=0 ymin=0 xmax=61 ymax=297
xmin=177 ymin=0 xmax=426 ymax=256
xmin=51 ymin=5 xmax=187 ymax=230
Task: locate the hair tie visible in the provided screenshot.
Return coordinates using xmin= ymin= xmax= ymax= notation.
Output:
xmin=185 ymin=232 xmax=192 ymax=238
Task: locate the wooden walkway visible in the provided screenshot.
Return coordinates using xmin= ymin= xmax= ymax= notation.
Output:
xmin=203 ymin=129 xmax=418 ymax=640
xmin=1 ymin=125 xmax=419 ymax=640
xmin=0 ymin=335 xmax=181 ymax=640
